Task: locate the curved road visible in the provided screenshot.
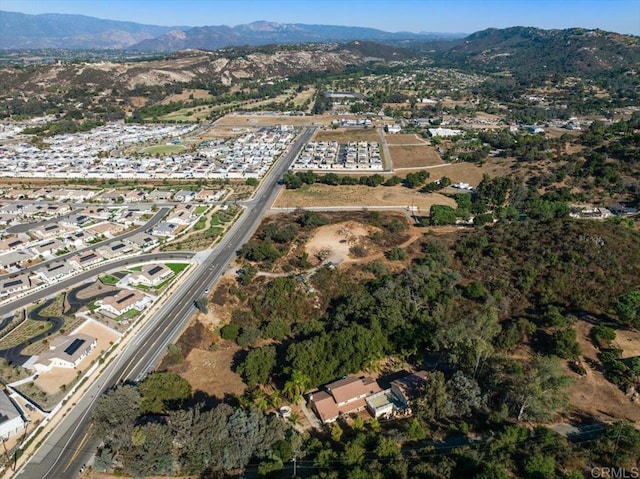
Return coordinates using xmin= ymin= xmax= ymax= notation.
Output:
xmin=16 ymin=126 xmax=315 ymax=479
xmin=0 ymin=283 xmax=122 ymax=367
xmin=0 ymin=251 xmax=195 ymax=318
xmin=5 ymin=209 xmax=84 ymax=234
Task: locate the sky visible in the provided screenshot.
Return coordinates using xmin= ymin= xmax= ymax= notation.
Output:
xmin=1 ymin=0 xmax=638 ymax=35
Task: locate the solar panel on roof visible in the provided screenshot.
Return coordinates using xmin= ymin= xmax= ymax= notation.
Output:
xmin=148 ymin=266 xmax=162 ymax=276
xmin=63 ymin=338 xmax=86 ymax=356
xmin=116 ymin=293 xmax=135 ymax=304
xmin=4 ymin=280 xmax=22 ymax=288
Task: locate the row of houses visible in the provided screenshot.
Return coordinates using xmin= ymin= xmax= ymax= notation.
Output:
xmin=0 ymin=123 xmax=294 ymax=180
xmin=292 ymin=141 xmax=383 ymax=171
xmin=0 ymin=188 xmax=226 ymax=205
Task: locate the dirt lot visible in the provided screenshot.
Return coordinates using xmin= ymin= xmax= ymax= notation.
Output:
xmin=313 ymin=128 xmax=382 ymax=143
xmin=274 ymin=184 xmax=457 ymax=211
xmin=172 ymin=342 xmax=246 ymax=399
xmin=385 ymin=133 xmax=429 ymax=145
xmin=304 ymin=221 xmax=381 ymax=265
xmin=422 ymin=159 xmax=517 ymax=187
xmin=214 ymin=113 xmax=333 ymax=127
xmin=564 ymin=321 xmax=640 ymax=423
xmin=390 ymin=145 xmax=445 ymax=169
xmin=162 ymin=315 xmax=246 ymax=399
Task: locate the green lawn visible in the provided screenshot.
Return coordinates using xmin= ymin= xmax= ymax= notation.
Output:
xmin=193 ymin=217 xmax=207 ymax=231
xmin=129 ymin=266 xmax=142 ymax=272
xmin=99 ymin=275 xmax=120 ymax=285
xmin=116 ymin=309 xmax=140 ymax=321
xmin=166 ymin=263 xmax=189 ymax=275
xmin=143 ymin=144 xmax=186 ymax=156
xmin=195 ymin=206 xmax=207 ymax=215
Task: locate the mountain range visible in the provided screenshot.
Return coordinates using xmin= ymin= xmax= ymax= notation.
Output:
xmin=0 ymin=10 xmax=462 ymax=51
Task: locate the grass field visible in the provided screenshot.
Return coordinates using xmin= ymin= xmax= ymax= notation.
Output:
xmin=166 ymin=263 xmax=189 ymax=275
xmin=160 ymin=89 xmax=214 ymax=105
xmin=99 ymin=275 xmax=120 ymax=285
xmin=143 ymin=144 xmax=186 ymax=155
xmin=390 ymin=145 xmax=445 ymax=169
xmin=274 ymin=184 xmax=457 ymax=211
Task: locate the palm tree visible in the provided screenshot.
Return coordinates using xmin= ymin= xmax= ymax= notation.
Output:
xmin=269 ymin=390 xmax=283 ymax=409
xmin=283 ymin=370 xmax=311 ymax=403
xmin=288 ymin=412 xmax=302 ymax=427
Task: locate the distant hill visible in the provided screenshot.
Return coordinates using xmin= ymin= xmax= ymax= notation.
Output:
xmin=0 ymin=11 xmax=461 ymax=51
xmin=129 ymin=21 xmax=455 ymax=52
xmin=0 ymin=10 xmax=184 ymax=49
xmin=0 ymin=44 xmax=392 ymax=97
xmin=435 ymin=26 xmax=640 ymax=77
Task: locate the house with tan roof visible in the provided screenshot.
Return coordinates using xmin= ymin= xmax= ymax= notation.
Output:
xmin=0 ymin=274 xmax=30 ymax=298
xmin=128 ymin=263 xmax=173 ymax=287
xmin=309 ymin=376 xmax=381 ymax=424
xmin=69 ymin=251 xmax=103 ymax=270
xmin=98 ymin=289 xmax=150 ymax=317
xmin=33 ymin=334 xmax=97 ymax=372
xmin=195 ymin=189 xmax=226 ymax=202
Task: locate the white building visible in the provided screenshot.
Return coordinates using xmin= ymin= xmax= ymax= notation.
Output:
xmin=0 ymin=391 xmax=25 ymax=440
xmin=128 ymin=264 xmax=174 ymax=287
xmin=98 ymin=289 xmax=150 ymax=317
xmin=33 ymin=334 xmax=97 ymax=372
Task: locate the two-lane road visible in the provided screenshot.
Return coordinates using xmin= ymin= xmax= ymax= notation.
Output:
xmin=16 ymin=126 xmax=315 ymax=479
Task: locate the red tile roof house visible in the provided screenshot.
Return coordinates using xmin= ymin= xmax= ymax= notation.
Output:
xmin=309 ymin=376 xmax=381 ymax=424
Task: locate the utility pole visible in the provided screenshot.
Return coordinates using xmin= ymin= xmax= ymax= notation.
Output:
xmin=611 ymin=422 xmax=624 ymax=466
xmin=292 ymin=449 xmax=299 ymax=477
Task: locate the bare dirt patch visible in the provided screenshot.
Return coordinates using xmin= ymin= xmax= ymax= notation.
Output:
xmin=614 ymin=328 xmax=640 ymax=359
xmin=274 ymin=184 xmax=457 ymax=211
xmin=313 ymin=128 xmax=381 ymax=143
xmin=384 ymin=133 xmax=429 ymax=146
xmin=304 ymin=221 xmax=382 ymax=264
xmin=564 ymin=321 xmax=640 ymax=423
xmin=417 ymin=159 xmax=516 ymax=187
xmin=168 ymin=338 xmax=247 ymax=399
xmin=214 ymin=113 xmax=332 ymax=127
xmin=390 ymin=145 xmax=445 ymax=169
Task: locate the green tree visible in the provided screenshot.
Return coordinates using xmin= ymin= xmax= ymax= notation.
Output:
xmin=283 ymin=370 xmax=311 ymax=402
xmin=138 ymin=372 xmax=192 ymax=414
xmin=552 ymin=328 xmax=581 ymax=359
xmin=220 ymin=323 xmax=239 ymax=340
xmin=616 ymin=290 xmax=640 ymax=327
xmin=430 ymin=205 xmax=458 ymax=225
xmin=506 ymin=356 xmax=571 ymax=422
xmin=92 ymin=385 xmax=141 ymax=451
xmin=238 ymin=346 xmax=277 ymax=387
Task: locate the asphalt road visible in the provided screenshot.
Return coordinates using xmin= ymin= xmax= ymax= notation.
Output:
xmin=0 ymin=251 xmax=195 ymax=318
xmin=0 ymin=206 xmax=170 ymax=284
xmin=16 ymin=126 xmax=315 ymax=479
xmin=5 ymin=208 xmax=84 ymax=234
